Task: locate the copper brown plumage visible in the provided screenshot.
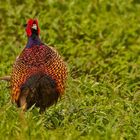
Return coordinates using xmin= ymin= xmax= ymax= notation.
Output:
xmin=11 ymin=19 xmax=67 ymax=111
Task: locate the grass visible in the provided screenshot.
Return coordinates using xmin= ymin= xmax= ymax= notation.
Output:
xmin=0 ymin=0 xmax=140 ymax=139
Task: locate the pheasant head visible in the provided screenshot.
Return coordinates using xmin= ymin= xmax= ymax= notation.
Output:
xmin=25 ymin=19 xmax=40 ymax=37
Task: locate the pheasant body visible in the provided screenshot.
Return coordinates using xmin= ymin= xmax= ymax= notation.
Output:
xmin=11 ymin=19 xmax=67 ymax=111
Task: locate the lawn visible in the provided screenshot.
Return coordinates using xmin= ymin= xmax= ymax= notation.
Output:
xmin=0 ymin=0 xmax=140 ymax=139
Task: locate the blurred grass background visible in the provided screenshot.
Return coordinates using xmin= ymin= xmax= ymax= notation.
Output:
xmin=0 ymin=0 xmax=140 ymax=139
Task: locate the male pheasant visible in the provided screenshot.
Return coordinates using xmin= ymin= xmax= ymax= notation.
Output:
xmin=11 ymin=19 xmax=67 ymax=112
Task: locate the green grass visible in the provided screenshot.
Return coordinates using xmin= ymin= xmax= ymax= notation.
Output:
xmin=0 ymin=0 xmax=140 ymax=139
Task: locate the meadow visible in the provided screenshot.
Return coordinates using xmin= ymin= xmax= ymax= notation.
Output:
xmin=0 ymin=0 xmax=140 ymax=139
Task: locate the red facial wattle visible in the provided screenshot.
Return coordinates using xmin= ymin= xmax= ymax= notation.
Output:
xmin=25 ymin=19 xmax=40 ymax=37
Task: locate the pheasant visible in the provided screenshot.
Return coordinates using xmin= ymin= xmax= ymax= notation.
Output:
xmin=11 ymin=19 xmax=67 ymax=112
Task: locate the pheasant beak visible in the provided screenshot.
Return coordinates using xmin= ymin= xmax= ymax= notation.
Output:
xmin=32 ymin=24 xmax=37 ymax=30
